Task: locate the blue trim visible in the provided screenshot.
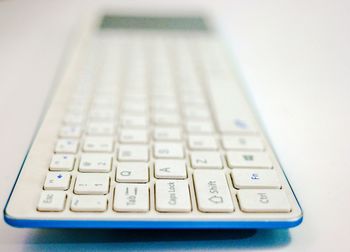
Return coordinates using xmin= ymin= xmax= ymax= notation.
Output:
xmin=4 ymin=214 xmax=303 ymax=229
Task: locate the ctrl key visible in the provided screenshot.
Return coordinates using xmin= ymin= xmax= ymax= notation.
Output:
xmin=237 ymin=189 xmax=291 ymax=213
xmin=37 ymin=191 xmax=66 ymax=212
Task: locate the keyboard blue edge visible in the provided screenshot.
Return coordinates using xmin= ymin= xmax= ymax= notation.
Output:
xmin=4 ymin=213 xmax=303 ymax=229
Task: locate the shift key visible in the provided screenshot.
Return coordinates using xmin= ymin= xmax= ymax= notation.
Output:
xmin=193 ymin=170 xmax=234 ymax=212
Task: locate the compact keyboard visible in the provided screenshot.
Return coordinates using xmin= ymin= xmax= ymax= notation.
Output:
xmin=4 ymin=15 xmax=303 ymax=229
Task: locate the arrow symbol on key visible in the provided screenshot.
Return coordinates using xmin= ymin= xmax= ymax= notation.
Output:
xmin=208 ymin=195 xmax=223 ymax=204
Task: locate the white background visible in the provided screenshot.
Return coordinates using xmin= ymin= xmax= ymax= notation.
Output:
xmin=1 ymin=0 xmax=349 ymax=251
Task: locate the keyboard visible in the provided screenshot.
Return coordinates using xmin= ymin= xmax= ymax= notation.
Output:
xmin=4 ymin=14 xmax=303 ymax=229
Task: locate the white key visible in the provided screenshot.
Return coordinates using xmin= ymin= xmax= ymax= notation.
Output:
xmin=79 ymin=154 xmax=112 ymax=173
xmin=232 ymin=169 xmax=281 ymax=189
xmin=50 ymin=154 xmax=75 ymax=171
xmin=59 ymin=125 xmax=82 ymax=138
xmin=154 ymin=160 xmax=187 ymax=179
xmin=89 ymin=108 xmax=115 ymax=121
xmin=186 ymin=121 xmax=214 ymax=134
xmin=193 ymin=170 xmax=234 ymax=212
xmin=181 ymin=94 xmax=206 ymax=106
xmin=152 ymin=100 xmax=178 ymax=112
xmin=183 ymin=107 xmax=211 ymax=120
xmin=63 ymin=114 xmax=85 ymax=125
xmin=55 ymin=139 xmax=79 ymax=154
xmin=87 ymin=122 xmax=115 ymax=135
xmin=154 ymin=127 xmax=182 ymax=141
xmin=237 ymin=189 xmax=291 ymax=213
xmin=188 ymin=135 xmax=218 ymax=150
xmin=71 ymin=195 xmax=107 ymax=212
xmin=114 ymin=183 xmax=149 ymax=212
xmin=74 ymin=173 xmax=110 ymax=195
xmin=83 ymin=137 xmax=114 ymax=152
xmin=122 ymin=101 xmax=148 ymax=114
xmin=119 ymin=129 xmax=148 ymax=144
xmin=116 ymin=162 xmax=149 ymax=182
xmin=226 ymin=151 xmax=272 ymax=169
xmin=37 ymin=191 xmax=66 ymax=211
xmin=44 ymin=172 xmax=71 ymax=190
xmin=121 ymin=115 xmax=148 ymax=128
xmin=92 ymin=96 xmax=117 ymax=107
xmin=217 ymin=118 xmax=256 ymax=134
xmin=222 ymin=135 xmax=264 ymax=151
xmin=154 ymin=142 xmax=184 ymax=159
xmin=153 ymin=113 xmax=180 ymax=125
xmin=118 ymin=145 xmax=149 ymax=161
xmin=123 ymin=94 xmax=147 ymax=103
xmin=190 ymin=152 xmax=223 ymax=169
xmin=67 ymin=105 xmax=87 ymax=114
xmin=155 ymin=180 xmax=191 ymax=212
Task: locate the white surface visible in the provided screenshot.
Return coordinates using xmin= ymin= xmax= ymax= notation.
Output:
xmin=0 ymin=0 xmax=349 ymax=251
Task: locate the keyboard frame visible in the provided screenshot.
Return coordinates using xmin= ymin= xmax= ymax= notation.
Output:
xmin=3 ymin=13 xmax=303 ymax=229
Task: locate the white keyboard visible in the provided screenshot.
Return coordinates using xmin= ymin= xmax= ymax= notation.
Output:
xmin=4 ymin=15 xmax=302 ymax=229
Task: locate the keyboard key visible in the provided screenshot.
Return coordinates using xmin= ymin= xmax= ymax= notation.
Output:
xmin=190 ymin=151 xmax=223 ymax=169
xmin=151 ymin=100 xmax=178 ymax=112
xmin=89 ymin=108 xmax=115 ymax=121
xmin=222 ymin=135 xmax=264 ymax=151
xmin=67 ymin=104 xmax=87 ymax=115
xmin=181 ymin=94 xmax=206 ymax=106
xmin=59 ymin=125 xmax=82 ymax=138
xmin=154 ymin=160 xmax=187 ymax=179
xmin=55 ymin=139 xmax=79 ymax=154
xmin=63 ymin=114 xmax=85 ymax=125
xmin=74 ymin=173 xmax=110 ymax=195
xmin=118 ymin=145 xmax=149 ymax=161
xmin=44 ymin=172 xmax=71 ymax=190
xmin=116 ymin=162 xmax=149 ymax=182
xmin=154 ymin=142 xmax=184 ymax=159
xmin=153 ymin=113 xmax=180 ymax=125
xmin=79 ymin=154 xmax=112 ymax=173
xmin=155 ymin=180 xmax=191 ymax=212
xmin=83 ymin=137 xmax=114 ymax=152
xmin=37 ymin=191 xmax=66 ymax=211
xmin=217 ymin=118 xmax=256 ymax=134
xmin=237 ymin=189 xmax=291 ymax=213
xmin=226 ymin=151 xmax=272 ymax=169
xmin=121 ymin=115 xmax=148 ymax=128
xmin=114 ymin=183 xmax=149 ymax=212
xmin=71 ymin=195 xmax=108 ymax=212
xmin=154 ymin=127 xmax=182 ymax=141
xmin=193 ymin=170 xmax=234 ymax=212
xmin=186 ymin=121 xmax=214 ymax=134
xmin=231 ymin=169 xmax=281 ymax=189
xmin=50 ymin=154 xmax=75 ymax=171
xmin=188 ymin=135 xmax=218 ymax=150
xmin=121 ymin=101 xmax=148 ymax=114
xmin=86 ymin=122 xmax=115 ymax=135
xmin=183 ymin=107 xmax=211 ymax=120
xmin=119 ymin=129 xmax=148 ymax=144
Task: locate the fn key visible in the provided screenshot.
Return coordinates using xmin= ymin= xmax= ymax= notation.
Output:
xmin=237 ymin=189 xmax=291 ymax=213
